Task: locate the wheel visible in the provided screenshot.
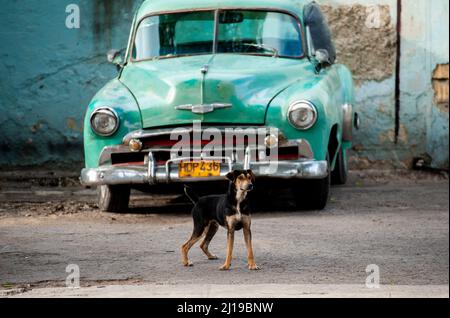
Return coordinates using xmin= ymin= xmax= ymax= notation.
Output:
xmin=331 ymin=147 xmax=348 ymax=185
xmin=293 ymin=154 xmax=331 ymax=210
xmin=97 ymin=185 xmax=130 ymax=213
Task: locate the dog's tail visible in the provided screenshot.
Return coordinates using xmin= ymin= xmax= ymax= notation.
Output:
xmin=184 ymin=185 xmax=199 ymax=205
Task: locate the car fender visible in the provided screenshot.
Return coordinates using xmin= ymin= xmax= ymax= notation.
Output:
xmin=266 ymin=65 xmax=346 ymax=163
xmin=83 ymin=79 xmax=142 ymax=169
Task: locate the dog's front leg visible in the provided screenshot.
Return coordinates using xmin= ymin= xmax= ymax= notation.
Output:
xmin=220 ymin=229 xmax=235 ymax=270
xmin=243 ymin=217 xmax=259 ymax=270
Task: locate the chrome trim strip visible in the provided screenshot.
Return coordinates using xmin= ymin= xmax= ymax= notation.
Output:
xmin=81 ymin=166 xmax=148 ymax=186
xmin=175 ymin=103 xmax=233 ymax=114
xmin=342 ymin=103 xmax=353 ymax=141
xmin=298 ymin=139 xmax=314 ymax=159
xmin=99 ymin=145 xmax=130 ymax=166
xmin=200 ymin=64 xmax=208 ymax=105
xmin=99 ymin=138 xmax=314 ymax=166
xmin=123 ymin=126 xmax=282 ymax=145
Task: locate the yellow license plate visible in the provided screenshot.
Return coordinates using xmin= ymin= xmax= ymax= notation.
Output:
xmin=179 ymin=161 xmax=221 ymax=178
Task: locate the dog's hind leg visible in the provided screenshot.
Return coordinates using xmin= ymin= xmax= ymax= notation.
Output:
xmin=181 ymin=232 xmax=203 ymax=267
xmin=181 ymin=219 xmax=207 ymax=267
xmin=200 ymin=221 xmax=219 ymax=260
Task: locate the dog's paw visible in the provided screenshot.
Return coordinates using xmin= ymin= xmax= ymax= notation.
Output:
xmin=183 ymin=261 xmax=194 ymax=267
xmin=208 ymin=255 xmax=219 ymax=260
xmin=248 ymin=264 xmax=260 ymax=270
xmin=219 ymin=264 xmax=231 ymax=271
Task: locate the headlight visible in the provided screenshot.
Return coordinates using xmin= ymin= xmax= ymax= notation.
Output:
xmin=288 ymin=101 xmax=318 ymax=130
xmin=90 ymin=108 xmax=119 ymax=136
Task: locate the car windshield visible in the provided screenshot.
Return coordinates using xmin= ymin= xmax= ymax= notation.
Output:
xmin=132 ymin=10 xmax=303 ymax=60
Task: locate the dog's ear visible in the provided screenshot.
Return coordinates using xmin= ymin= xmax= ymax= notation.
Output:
xmin=247 ymin=170 xmax=255 ymax=182
xmin=226 ymin=171 xmax=236 ymax=182
xmin=226 ymin=170 xmax=242 ymax=182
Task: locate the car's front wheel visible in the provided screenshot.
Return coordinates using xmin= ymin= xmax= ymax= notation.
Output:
xmin=293 ymin=154 xmax=331 ymax=210
xmin=331 ymin=147 xmax=348 ymax=185
xmin=98 ymin=185 xmax=130 ymax=213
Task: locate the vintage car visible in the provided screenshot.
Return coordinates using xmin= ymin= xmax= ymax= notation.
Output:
xmin=81 ymin=0 xmax=358 ymax=212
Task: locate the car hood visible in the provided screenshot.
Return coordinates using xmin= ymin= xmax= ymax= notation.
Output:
xmin=120 ymin=54 xmax=311 ymax=128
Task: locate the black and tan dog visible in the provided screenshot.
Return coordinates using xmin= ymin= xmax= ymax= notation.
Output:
xmin=181 ymin=170 xmax=259 ymax=270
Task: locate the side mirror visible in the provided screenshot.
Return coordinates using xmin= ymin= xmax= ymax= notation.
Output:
xmin=107 ymin=49 xmax=124 ymax=71
xmin=314 ymin=49 xmax=332 ymax=72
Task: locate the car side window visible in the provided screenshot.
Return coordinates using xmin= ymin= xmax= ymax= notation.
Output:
xmin=303 ymin=2 xmax=336 ymax=63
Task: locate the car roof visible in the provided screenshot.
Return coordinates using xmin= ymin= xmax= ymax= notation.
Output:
xmin=137 ymin=0 xmax=310 ymax=21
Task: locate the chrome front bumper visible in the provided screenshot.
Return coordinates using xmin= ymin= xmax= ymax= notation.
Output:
xmin=80 ymin=159 xmax=328 ymax=186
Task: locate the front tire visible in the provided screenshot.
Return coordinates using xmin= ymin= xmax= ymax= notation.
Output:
xmin=331 ymin=148 xmax=348 ymax=185
xmin=98 ymin=185 xmax=130 ymax=213
xmin=293 ymin=154 xmax=331 ymax=210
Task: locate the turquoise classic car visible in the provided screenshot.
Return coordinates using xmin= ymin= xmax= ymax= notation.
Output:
xmin=81 ymin=0 xmax=358 ymax=212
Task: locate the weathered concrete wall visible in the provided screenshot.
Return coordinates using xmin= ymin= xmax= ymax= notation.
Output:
xmin=322 ymin=3 xmax=397 ymax=83
xmin=420 ymin=1 xmax=449 ymax=169
xmin=322 ymin=0 xmax=449 ymax=170
xmin=0 ymin=0 xmax=448 ymax=169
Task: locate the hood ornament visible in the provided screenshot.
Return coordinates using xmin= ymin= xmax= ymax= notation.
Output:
xmin=175 ymin=103 xmax=232 ymax=115
xmin=175 ymin=64 xmax=232 ymax=114
xmin=200 ymin=64 xmax=209 ymax=75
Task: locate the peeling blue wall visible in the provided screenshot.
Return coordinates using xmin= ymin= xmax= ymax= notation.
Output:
xmin=0 ymin=0 xmax=142 ymax=167
xmin=0 ymin=0 xmax=448 ymax=169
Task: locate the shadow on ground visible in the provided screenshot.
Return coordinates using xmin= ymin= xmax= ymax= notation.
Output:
xmin=126 ymin=185 xmax=321 ymax=216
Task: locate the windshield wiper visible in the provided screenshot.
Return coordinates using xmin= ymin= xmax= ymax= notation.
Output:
xmin=243 ymin=43 xmax=279 ymax=57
